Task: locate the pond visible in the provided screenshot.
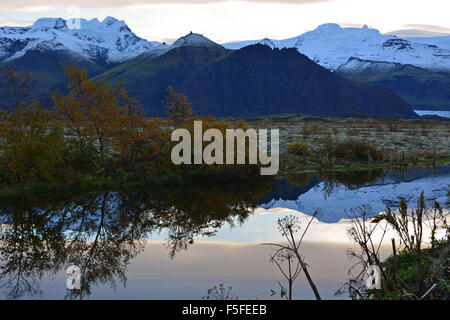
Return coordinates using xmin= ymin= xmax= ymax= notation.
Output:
xmin=0 ymin=166 xmax=448 ymax=299
xmin=414 ymin=110 xmax=450 ymax=118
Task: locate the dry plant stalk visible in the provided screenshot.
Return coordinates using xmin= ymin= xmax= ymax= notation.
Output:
xmin=263 ymin=214 xmax=322 ymax=300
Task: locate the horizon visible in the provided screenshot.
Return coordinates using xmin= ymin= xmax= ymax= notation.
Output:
xmin=0 ymin=0 xmax=449 ymax=43
xmin=2 ymin=16 xmax=450 ymax=46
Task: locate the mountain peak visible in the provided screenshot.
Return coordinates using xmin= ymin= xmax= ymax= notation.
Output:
xmin=32 ymin=18 xmax=68 ymax=30
xmin=310 ymin=23 xmax=381 ymax=36
xmin=259 ymin=38 xmax=276 ymax=48
xmin=313 ymin=23 xmax=342 ymax=33
xmin=222 ymin=22 xmax=450 ymax=72
xmin=1 ymin=16 xmax=161 ymax=64
xmin=173 ymin=32 xmax=222 ymax=48
xmin=102 ymin=16 xmax=120 ymax=26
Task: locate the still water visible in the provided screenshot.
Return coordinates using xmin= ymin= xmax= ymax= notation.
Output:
xmin=0 ymin=166 xmax=448 ymax=299
xmin=414 ymin=110 xmax=450 ymax=118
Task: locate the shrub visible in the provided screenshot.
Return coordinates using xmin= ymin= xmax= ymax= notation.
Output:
xmin=287 ymin=142 xmax=312 ymax=157
xmin=0 ymin=105 xmax=66 ymax=183
xmin=323 ymin=138 xmax=382 ymax=162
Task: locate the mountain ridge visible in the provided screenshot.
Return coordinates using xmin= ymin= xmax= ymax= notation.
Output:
xmin=1 ymin=18 xmax=445 ymax=114
xmin=0 ymin=16 xmax=162 ymax=65
xmin=175 ymin=44 xmax=415 ymax=118
xmin=223 ymin=23 xmax=450 ymax=72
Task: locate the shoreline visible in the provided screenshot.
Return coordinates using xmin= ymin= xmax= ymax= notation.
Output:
xmin=1 ymin=161 xmax=449 ymax=198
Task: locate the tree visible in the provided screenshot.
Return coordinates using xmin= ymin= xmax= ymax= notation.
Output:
xmin=0 ymin=105 xmax=65 ymax=183
xmin=114 ymin=112 xmax=172 ymax=175
xmin=164 ymin=85 xmax=194 ymax=125
xmin=0 ymin=65 xmax=37 ymax=110
xmin=53 ymin=66 xmax=134 ymax=174
xmin=0 ymin=66 xmax=65 ymax=183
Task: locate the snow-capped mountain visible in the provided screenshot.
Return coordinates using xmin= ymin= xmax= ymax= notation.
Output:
xmin=139 ymin=32 xmax=224 ymax=59
xmin=337 ymin=57 xmax=404 ymax=73
xmin=223 ymin=23 xmax=450 ymax=71
xmin=0 ymin=17 xmax=162 ymax=65
xmin=173 ymin=32 xmax=222 ymax=48
xmin=406 ymin=35 xmax=450 ymax=51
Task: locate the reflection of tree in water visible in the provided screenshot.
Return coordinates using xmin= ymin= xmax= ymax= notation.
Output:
xmin=286 ymin=170 xmax=386 ymax=200
xmin=0 ymin=179 xmax=272 ymax=299
xmin=319 ymin=170 xmax=386 ymax=199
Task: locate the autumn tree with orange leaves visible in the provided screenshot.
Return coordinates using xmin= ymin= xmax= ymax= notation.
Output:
xmin=164 ymin=85 xmax=194 ymax=125
xmin=0 ymin=66 xmax=255 ymax=186
xmin=53 ymin=66 xmax=137 ymax=174
xmin=53 ymin=66 xmax=174 ymax=176
xmin=114 ymin=108 xmax=172 ymax=175
xmin=0 ymin=105 xmax=65 ymax=183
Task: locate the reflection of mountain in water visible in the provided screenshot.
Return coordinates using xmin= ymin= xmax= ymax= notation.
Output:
xmin=258 ymin=176 xmax=321 ymax=204
xmin=259 ymin=169 xmax=387 ymax=205
xmin=259 ymin=167 xmax=450 ymax=223
xmin=371 ymin=166 xmax=450 ymax=186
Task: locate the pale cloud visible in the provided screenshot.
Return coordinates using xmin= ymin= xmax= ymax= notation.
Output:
xmin=0 ymin=19 xmax=34 ymax=27
xmin=387 ymin=30 xmax=450 ymax=38
xmin=338 ymin=23 xmax=365 ymax=28
xmin=0 ymin=0 xmax=338 ymax=11
xmin=403 ymin=24 xmax=450 ymax=33
xmin=386 ymin=24 xmax=450 ymax=38
xmin=0 ymin=0 xmax=449 ymax=43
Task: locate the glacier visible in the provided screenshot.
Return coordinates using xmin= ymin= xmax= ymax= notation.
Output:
xmin=223 ymin=23 xmax=450 ymax=72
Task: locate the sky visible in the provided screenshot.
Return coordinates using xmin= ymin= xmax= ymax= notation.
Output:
xmin=0 ymin=0 xmax=449 ymax=43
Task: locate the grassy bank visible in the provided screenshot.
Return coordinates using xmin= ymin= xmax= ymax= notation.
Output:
xmin=247 ymin=114 xmax=450 ymax=176
xmin=0 ymin=165 xmax=269 ymax=198
xmin=279 ymin=156 xmax=450 ymax=176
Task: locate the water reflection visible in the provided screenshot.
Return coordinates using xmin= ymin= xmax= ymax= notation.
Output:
xmin=0 ymin=166 xmax=448 ymax=299
xmin=259 ymin=169 xmax=388 ymax=204
xmin=0 ymin=180 xmax=273 ymax=299
xmin=260 ymin=166 xmax=450 ymax=223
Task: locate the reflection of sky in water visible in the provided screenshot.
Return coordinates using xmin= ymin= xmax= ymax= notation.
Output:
xmin=2 ymin=241 xmax=359 ymax=300
xmin=147 ymin=168 xmax=449 ymax=244
xmin=260 ymin=171 xmax=449 ymax=223
xmin=1 ymin=167 xmax=448 ymax=300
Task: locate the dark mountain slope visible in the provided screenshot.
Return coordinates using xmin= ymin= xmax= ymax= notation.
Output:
xmin=94 ymin=45 xmax=231 ymax=115
xmin=177 ymin=44 xmax=415 ymax=117
xmin=2 ymin=49 xmax=110 ymax=103
xmin=338 ymin=59 xmax=450 ymax=111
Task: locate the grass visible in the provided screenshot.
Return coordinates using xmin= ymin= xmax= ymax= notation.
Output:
xmin=278 ymin=156 xmax=450 ymax=176
xmin=247 ymin=114 xmax=450 ymax=175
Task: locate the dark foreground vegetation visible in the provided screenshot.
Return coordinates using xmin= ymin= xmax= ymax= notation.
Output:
xmin=266 ymin=190 xmax=449 ymax=300
xmin=339 ymin=191 xmax=449 ymax=300
xmin=1 ymin=64 xmax=449 ymax=192
xmin=0 ymin=65 xmax=259 ymax=192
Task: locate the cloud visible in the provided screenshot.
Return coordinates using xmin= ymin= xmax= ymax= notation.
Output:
xmin=0 ymin=0 xmax=339 ymax=11
xmin=336 ymin=22 xmax=365 ymax=28
xmin=386 ymin=29 xmax=450 ymax=38
xmin=0 ymin=18 xmax=34 ymax=27
xmin=402 ymin=24 xmax=450 ymax=33
xmin=386 ymin=24 xmax=450 ymax=38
